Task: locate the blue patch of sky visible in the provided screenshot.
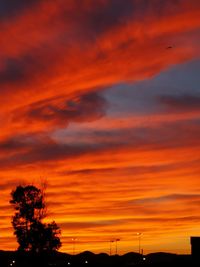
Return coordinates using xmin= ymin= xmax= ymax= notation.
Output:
xmin=103 ymin=59 xmax=200 ymax=116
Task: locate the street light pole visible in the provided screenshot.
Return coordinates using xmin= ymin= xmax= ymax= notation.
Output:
xmin=137 ymin=233 xmax=142 ymax=254
xmin=115 ymin=239 xmax=120 ymax=255
xmin=72 ymin=238 xmax=77 ymax=255
xmin=110 ymin=240 xmax=114 ymax=256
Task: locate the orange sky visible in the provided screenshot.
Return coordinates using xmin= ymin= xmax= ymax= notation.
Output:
xmin=0 ymin=0 xmax=200 ymax=255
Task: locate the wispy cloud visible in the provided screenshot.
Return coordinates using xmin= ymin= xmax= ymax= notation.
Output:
xmin=158 ymin=94 xmax=200 ymax=112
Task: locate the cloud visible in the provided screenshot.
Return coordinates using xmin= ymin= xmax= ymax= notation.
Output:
xmin=0 ymin=118 xmax=200 ymax=168
xmin=133 ymin=194 xmax=200 ymax=205
xmin=0 ymin=136 xmax=26 ymax=151
xmin=158 ymin=94 xmax=200 ymax=112
xmin=0 ymin=179 xmax=25 ymax=191
xmin=55 ymin=118 xmax=200 ymax=151
xmin=1 ymin=91 xmax=108 ymax=138
xmin=0 ymin=0 xmax=43 ymax=20
xmin=59 ymin=161 xmax=192 ymax=177
xmin=0 ymin=58 xmax=26 ymax=85
xmin=0 ymin=46 xmax=63 ymax=94
xmin=0 ymin=134 xmax=108 ymax=168
xmin=59 ymin=219 xmax=124 ymax=230
xmin=0 ymin=0 xmax=199 ymax=115
xmin=21 ymin=91 xmax=108 ymax=127
xmin=0 ymin=90 xmax=108 ymax=142
xmin=83 ymin=0 xmax=135 ymax=35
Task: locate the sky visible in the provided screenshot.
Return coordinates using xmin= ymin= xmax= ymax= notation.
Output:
xmin=0 ymin=0 xmax=200 ymax=255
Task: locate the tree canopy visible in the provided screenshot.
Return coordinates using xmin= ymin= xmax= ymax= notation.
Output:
xmin=10 ymin=185 xmax=61 ymax=253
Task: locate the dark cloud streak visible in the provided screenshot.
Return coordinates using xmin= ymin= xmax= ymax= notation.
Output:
xmin=158 ymin=94 xmax=200 ymax=111
xmin=0 ymin=0 xmax=43 ymax=20
xmin=0 ymin=119 xmax=200 ymax=168
xmin=26 ymin=92 xmax=108 ymax=126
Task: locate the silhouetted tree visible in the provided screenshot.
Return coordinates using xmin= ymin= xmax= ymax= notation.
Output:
xmin=10 ymin=185 xmax=61 ymax=253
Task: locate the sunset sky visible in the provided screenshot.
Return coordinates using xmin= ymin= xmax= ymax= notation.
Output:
xmin=0 ymin=0 xmax=200 ymax=255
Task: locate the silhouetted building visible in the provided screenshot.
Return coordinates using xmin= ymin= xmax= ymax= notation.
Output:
xmin=190 ymin=237 xmax=200 ymax=258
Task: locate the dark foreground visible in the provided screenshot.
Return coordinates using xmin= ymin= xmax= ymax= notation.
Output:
xmin=0 ymin=250 xmax=199 ymax=267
